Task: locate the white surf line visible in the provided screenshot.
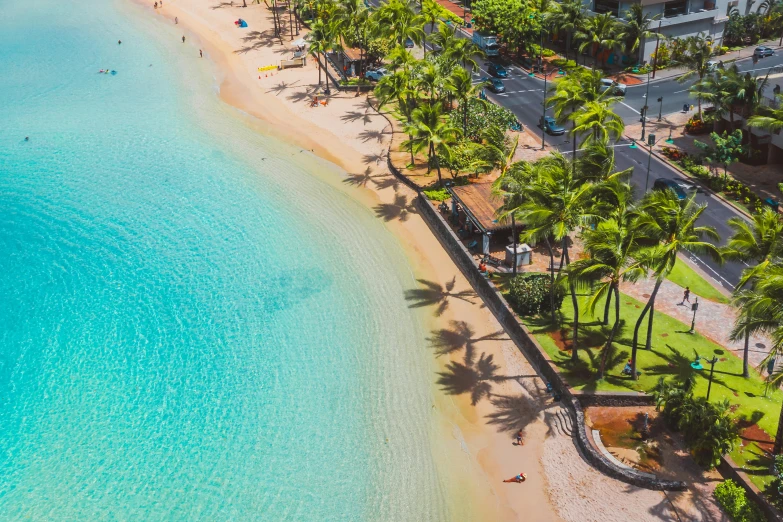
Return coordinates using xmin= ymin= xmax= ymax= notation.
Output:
xmin=620 ymin=102 xmax=641 ymax=114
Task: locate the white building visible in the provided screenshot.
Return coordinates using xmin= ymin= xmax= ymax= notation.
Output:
xmin=588 ymin=0 xmax=753 ymax=64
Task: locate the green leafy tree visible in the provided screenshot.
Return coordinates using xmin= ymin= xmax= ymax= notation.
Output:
xmin=695 ymin=130 xmax=745 ymax=178
xmin=420 ymin=0 xmax=443 ymax=57
xmin=377 ymin=0 xmax=425 ymax=47
xmin=572 ymin=101 xmax=625 ymax=146
xmin=472 ymin=0 xmax=538 ymax=57
xmin=748 ymin=93 xmax=783 ymax=134
xmin=554 ymin=0 xmax=587 ymax=61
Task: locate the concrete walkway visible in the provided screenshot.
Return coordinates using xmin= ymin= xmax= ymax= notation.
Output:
xmin=620 ymin=258 xmax=773 ymax=373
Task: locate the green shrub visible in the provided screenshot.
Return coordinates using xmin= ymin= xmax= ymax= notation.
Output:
xmin=542 ymin=48 xmax=556 ymax=58
xmin=651 ymin=377 xmax=739 ymax=468
xmin=777 ymin=182 xmax=783 ymax=195
xmin=552 ymin=58 xmax=577 ymax=70
xmin=714 ymin=480 xmax=765 ymax=522
xmin=506 ymin=273 xmax=564 ymax=316
xmin=423 ymin=188 xmax=451 ymax=201
xmin=450 ymin=97 xmax=517 ymax=142
xmin=768 ymin=454 xmax=783 ymax=509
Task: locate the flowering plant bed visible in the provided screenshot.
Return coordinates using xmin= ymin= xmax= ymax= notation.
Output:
xmin=684 ymin=116 xmax=711 ymax=135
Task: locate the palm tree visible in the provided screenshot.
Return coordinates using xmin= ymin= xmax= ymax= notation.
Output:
xmin=676 ymin=33 xmax=714 ymax=117
xmin=377 ymin=0 xmax=425 ymax=47
xmin=723 ymin=208 xmax=783 ymax=377
xmin=417 ymin=62 xmax=445 ymax=104
xmin=698 ymin=65 xmax=743 ymax=128
xmin=576 ymin=12 xmax=620 ymax=68
xmin=516 ymin=154 xmax=597 ymax=360
xmin=445 ymin=67 xmax=482 ymax=135
xmin=420 ymin=0 xmax=443 ymax=57
xmin=748 ymin=93 xmax=783 ymax=134
xmin=555 ymin=0 xmax=586 ymax=61
xmin=403 ymin=103 xmax=461 ymax=185
xmin=572 ymin=101 xmax=625 ymax=146
xmin=568 ymin=183 xmax=645 ymax=378
xmin=435 ymin=26 xmax=483 ymax=70
xmin=630 ymin=190 xmax=721 ymax=377
xmin=307 ymin=19 xmax=334 ymax=86
xmin=616 ymin=3 xmax=660 ymax=65
xmin=376 ymin=69 xmax=417 ymax=163
xmin=479 ymin=125 xmax=520 ymax=177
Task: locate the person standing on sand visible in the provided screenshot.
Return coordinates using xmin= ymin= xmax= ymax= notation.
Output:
xmin=199 ymin=49 xmax=203 ymax=58
xmin=680 ymin=287 xmax=691 ymax=305
xmin=154 ymin=2 xmax=157 ymax=8
xmin=175 ymin=16 xmax=178 ymax=24
xmin=182 ymin=35 xmax=186 ymax=43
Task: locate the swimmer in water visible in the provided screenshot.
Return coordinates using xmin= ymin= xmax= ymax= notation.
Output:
xmin=25 ymin=137 xmax=29 ymax=141
xmin=118 ymin=40 xmax=122 ymax=45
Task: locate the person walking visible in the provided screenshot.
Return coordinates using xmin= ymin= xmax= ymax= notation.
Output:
xmin=680 ymin=287 xmax=691 ymax=305
xmin=175 ymin=16 xmax=178 ymax=24
xmin=182 ymin=35 xmax=186 ymax=43
xmin=199 ymin=49 xmax=203 ymax=58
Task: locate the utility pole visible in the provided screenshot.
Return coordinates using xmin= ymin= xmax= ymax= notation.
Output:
xmin=641 ymin=69 xmax=651 ymax=142
xmin=658 ymin=96 xmax=663 ymax=121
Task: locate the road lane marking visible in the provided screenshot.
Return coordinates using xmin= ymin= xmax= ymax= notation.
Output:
xmin=673 ymin=89 xmax=689 ymax=93
xmin=620 ymin=102 xmax=641 ymax=114
xmin=689 ymin=255 xmax=736 ymax=289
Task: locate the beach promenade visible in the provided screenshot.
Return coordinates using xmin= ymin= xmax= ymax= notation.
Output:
xmin=153 ymin=1 xmax=722 ymax=519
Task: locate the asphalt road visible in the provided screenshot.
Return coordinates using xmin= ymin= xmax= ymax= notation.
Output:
xmin=360 ymin=7 xmax=768 ymax=288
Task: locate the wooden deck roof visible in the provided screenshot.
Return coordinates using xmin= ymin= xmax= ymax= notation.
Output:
xmin=342 ymin=47 xmax=364 ymax=62
xmin=449 ymin=182 xmax=510 ymax=233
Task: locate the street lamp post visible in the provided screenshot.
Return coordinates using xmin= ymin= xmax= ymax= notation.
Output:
xmin=690 ymin=354 xmax=720 ymax=401
xmin=641 ymin=69 xmax=651 ymax=142
xmin=651 ymin=21 xmax=662 ymax=79
xmin=688 ymin=297 xmax=699 ymax=333
xmin=644 ymin=133 xmax=660 ymax=192
xmin=541 ymin=69 xmax=549 ymax=150
xmin=657 ymin=96 xmax=663 ymax=121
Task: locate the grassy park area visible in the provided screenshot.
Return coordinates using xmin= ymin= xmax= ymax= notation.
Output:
xmin=522 ymin=292 xmax=782 ymax=439
xmin=666 ymin=260 xmax=731 ymax=304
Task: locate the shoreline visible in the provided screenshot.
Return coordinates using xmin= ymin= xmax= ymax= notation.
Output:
xmin=138 ymin=0 xmax=563 ymax=519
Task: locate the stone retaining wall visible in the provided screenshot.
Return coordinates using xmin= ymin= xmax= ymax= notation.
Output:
xmin=575 ymin=391 xmax=655 ymax=408
xmin=415 ymin=195 xmax=687 ymax=492
xmin=719 ymin=455 xmax=783 ymax=521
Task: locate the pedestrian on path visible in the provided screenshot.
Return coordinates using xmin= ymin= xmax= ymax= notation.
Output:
xmin=680 ymin=287 xmax=691 ymax=305
xmin=200 ymin=49 xmax=203 ymax=58
xmin=182 ymin=35 xmax=186 ymax=43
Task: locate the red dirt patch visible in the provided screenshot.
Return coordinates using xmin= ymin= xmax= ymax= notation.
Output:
xmin=548 ymin=329 xmax=571 ymax=352
xmin=609 ymin=72 xmax=644 ymax=86
xmin=740 ymin=424 xmax=774 ymax=454
xmin=585 ymin=406 xmax=664 ymax=470
xmin=661 ymin=333 xmax=669 ymax=338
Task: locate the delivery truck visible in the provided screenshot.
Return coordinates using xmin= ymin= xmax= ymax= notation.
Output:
xmin=472 ymin=32 xmax=499 ymax=57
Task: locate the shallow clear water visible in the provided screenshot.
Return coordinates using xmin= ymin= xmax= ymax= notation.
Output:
xmin=0 ymin=1 xmax=455 ymax=519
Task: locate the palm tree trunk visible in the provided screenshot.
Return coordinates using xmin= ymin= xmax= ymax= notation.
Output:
xmin=644 ymin=298 xmax=655 ymax=351
xmin=563 ymin=242 xmax=579 ymax=361
xmin=565 ymin=32 xmax=570 ymax=61
xmin=434 ymin=148 xmax=444 ymax=186
xmin=463 ymin=96 xmax=468 ymax=136
xmin=603 ymin=285 xmax=612 ymax=325
xmin=427 ymin=141 xmax=434 ymax=175
xmin=743 ymin=329 xmax=750 ymax=378
xmin=598 ymin=284 xmax=620 ymax=378
xmin=544 ymin=236 xmax=556 ymax=323
xmin=632 ymin=277 xmax=663 ymax=378
xmin=775 ymin=401 xmax=783 ymax=454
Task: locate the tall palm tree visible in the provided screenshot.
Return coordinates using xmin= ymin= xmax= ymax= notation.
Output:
xmin=376 ymin=69 xmax=417 ymax=163
xmin=494 ymin=161 xmax=535 ymax=276
xmin=698 ymin=65 xmax=743 ymax=128
xmin=377 ymin=0 xmax=425 ymax=47
xmin=555 ymin=0 xmax=586 ymax=61
xmin=676 ymin=33 xmax=714 ymax=117
xmin=630 ymin=190 xmax=721 ymax=377
xmin=733 ymin=267 xmax=783 ymax=452
xmin=723 ymin=208 xmax=783 ymax=377
xmin=402 ymin=103 xmax=461 ymax=185
xmin=568 ymin=183 xmax=645 ymax=378
xmin=616 ymin=3 xmax=660 ymax=65
xmin=479 ymin=125 xmax=520 ymax=177
xmin=420 ymin=0 xmax=443 ymax=57
xmin=435 ymin=26 xmax=483 ymax=70
xmin=576 ymin=12 xmax=620 ymax=67
xmin=445 ymin=67 xmax=482 ymax=135
xmin=572 ymin=101 xmax=625 ymax=146
xmin=307 ymin=19 xmax=335 ymax=86
xmin=516 ymin=154 xmax=597 ymax=360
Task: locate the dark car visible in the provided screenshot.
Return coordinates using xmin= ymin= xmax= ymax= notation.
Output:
xmin=754 ymin=46 xmax=774 ymax=57
xmin=539 ymin=116 xmax=565 ymax=135
xmin=653 ymin=178 xmax=696 ymax=199
xmin=488 ymin=63 xmax=508 ymax=78
xmin=404 ymin=38 xmax=415 ymax=48
xmin=488 ymin=78 xmax=505 ymax=93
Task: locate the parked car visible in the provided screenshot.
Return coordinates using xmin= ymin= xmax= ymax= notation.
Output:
xmin=539 ymin=116 xmax=565 ymax=135
xmin=404 ymin=38 xmax=415 ymax=48
xmin=706 ymin=60 xmax=719 ymax=72
xmin=365 ymin=68 xmax=387 ymax=81
xmin=488 ymin=78 xmax=505 ymax=93
xmin=754 ymin=46 xmax=774 ymax=57
xmin=599 ymin=78 xmax=627 ymax=96
xmin=488 ymin=62 xmax=508 ymax=78
xmin=653 ymin=178 xmax=697 ymax=199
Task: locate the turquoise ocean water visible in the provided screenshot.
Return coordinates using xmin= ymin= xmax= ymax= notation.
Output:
xmin=0 ymin=1 xmax=460 ymax=519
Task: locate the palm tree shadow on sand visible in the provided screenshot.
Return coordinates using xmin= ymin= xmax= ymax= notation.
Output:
xmin=374 ymin=193 xmax=417 ymax=222
xmin=404 ymin=277 xmax=477 ymax=316
xmin=428 ymin=320 xmax=507 ymax=365
xmin=436 ymin=352 xmax=501 ymax=405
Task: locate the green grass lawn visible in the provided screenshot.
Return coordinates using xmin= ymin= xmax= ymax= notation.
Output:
xmin=666 ymin=261 xmax=730 ymax=304
xmin=521 ymin=291 xmax=783 ymax=437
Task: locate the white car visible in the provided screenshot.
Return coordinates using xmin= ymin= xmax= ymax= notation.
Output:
xmin=600 ymin=78 xmax=626 ymax=96
xmin=365 ymin=68 xmax=388 ymax=81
